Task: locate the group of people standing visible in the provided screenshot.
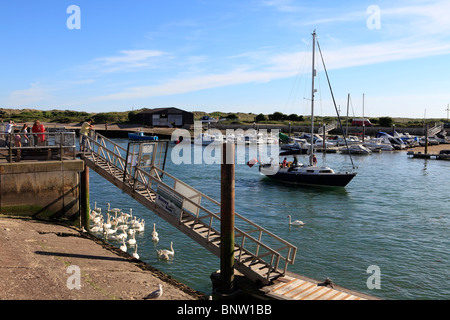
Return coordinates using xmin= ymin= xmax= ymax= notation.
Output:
xmin=3 ymin=120 xmax=47 ymax=147
xmin=3 ymin=118 xmax=95 ymax=150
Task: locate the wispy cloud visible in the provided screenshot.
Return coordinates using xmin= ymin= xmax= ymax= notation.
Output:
xmin=6 ymin=83 xmax=54 ymax=106
xmin=94 ymin=67 xmax=294 ymax=102
xmin=88 ymin=50 xmax=168 ymax=73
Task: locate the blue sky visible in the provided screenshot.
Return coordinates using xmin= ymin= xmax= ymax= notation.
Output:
xmin=1 ymin=0 xmax=450 ymax=119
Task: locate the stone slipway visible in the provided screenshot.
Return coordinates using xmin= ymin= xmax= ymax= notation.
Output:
xmin=0 ymin=217 xmax=205 ymax=300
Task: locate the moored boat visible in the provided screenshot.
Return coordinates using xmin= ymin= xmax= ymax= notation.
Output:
xmin=128 ymin=132 xmax=158 ymax=141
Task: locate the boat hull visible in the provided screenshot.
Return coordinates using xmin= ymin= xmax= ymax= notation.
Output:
xmin=128 ymin=133 xmax=158 ymax=141
xmin=259 ymin=166 xmax=356 ymax=187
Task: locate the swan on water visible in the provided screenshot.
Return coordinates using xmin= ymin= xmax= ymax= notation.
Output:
xmin=120 ymin=238 xmax=127 ymax=252
xmin=136 ymin=219 xmax=145 ymax=232
xmin=116 ymin=230 xmax=127 ymax=240
xmin=144 ymin=284 xmax=163 ymax=300
xmin=287 ymin=215 xmax=305 ymax=226
xmin=151 ymin=223 xmax=158 ymax=238
xmin=152 ymin=232 xmax=159 ymax=243
xmin=132 ymin=244 xmax=139 ymax=260
xmin=107 ymin=202 xmax=121 ymax=214
xmin=157 ymin=251 xmax=170 ymax=261
xmin=157 ymin=242 xmax=174 ymax=257
xmin=127 ymin=233 xmax=136 ymax=246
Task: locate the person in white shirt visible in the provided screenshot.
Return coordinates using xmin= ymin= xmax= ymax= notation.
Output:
xmin=4 ymin=120 xmax=16 ymax=146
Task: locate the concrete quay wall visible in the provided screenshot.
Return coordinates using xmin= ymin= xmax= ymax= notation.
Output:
xmin=0 ymin=160 xmax=85 ymax=225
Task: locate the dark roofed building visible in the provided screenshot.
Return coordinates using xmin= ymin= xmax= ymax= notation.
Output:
xmin=138 ymin=107 xmax=194 ymax=128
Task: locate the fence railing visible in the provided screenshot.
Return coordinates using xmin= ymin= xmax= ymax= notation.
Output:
xmin=0 ymin=132 xmax=77 ymax=161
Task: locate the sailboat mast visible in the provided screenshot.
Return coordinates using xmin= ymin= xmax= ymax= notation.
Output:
xmin=310 ymin=30 xmax=316 ymax=166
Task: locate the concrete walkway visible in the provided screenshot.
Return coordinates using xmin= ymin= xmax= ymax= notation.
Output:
xmin=0 ymin=217 xmax=205 ymax=300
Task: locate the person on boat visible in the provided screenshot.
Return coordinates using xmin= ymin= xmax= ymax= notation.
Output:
xmin=80 ymin=119 xmax=94 ymax=151
xmin=288 ymin=156 xmax=298 ymax=172
xmin=282 ymin=157 xmax=287 ymax=168
xmin=312 ymin=154 xmax=317 ymax=166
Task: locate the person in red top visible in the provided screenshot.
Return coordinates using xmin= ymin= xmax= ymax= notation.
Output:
xmin=32 ymin=120 xmax=46 ymax=146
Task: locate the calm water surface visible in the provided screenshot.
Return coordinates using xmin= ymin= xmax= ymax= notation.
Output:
xmin=88 ymin=140 xmax=449 ymax=300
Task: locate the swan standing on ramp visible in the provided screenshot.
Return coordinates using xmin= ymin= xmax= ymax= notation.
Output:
xmin=287 ymin=215 xmax=305 ymax=226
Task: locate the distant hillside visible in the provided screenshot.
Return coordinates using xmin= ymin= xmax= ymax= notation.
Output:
xmin=1 ymin=108 xmax=446 ymax=128
xmin=0 ymin=108 xmax=140 ymax=124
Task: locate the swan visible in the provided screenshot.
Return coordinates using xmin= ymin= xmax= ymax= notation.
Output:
xmin=127 ymin=228 xmax=136 ymax=236
xmin=287 ymin=215 xmax=305 ymax=226
xmin=90 ymin=225 xmax=102 ymax=233
xmin=127 ymin=233 xmax=136 ymax=246
xmin=132 ymin=244 xmax=139 ymax=260
xmin=116 ymin=230 xmax=127 ymax=240
xmin=144 ymin=284 xmax=163 ymax=300
xmin=107 ymin=202 xmax=121 ymax=214
xmin=157 ymin=251 xmax=170 ymax=261
xmin=152 ymin=232 xmax=159 ymax=243
xmin=151 ymin=223 xmax=158 ymax=238
xmin=104 ymin=213 xmax=112 ymax=229
xmin=136 ymin=219 xmax=145 ymax=232
xmin=120 ymin=238 xmax=127 ymax=252
xmin=157 ymin=242 xmax=174 ymax=256
xmin=117 ymin=223 xmax=129 ymax=231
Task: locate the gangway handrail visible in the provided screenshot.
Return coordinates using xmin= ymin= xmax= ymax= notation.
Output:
xmin=82 ymin=132 xmax=297 ymax=282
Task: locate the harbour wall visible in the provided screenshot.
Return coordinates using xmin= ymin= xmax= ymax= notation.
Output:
xmin=0 ymin=160 xmax=85 ymax=225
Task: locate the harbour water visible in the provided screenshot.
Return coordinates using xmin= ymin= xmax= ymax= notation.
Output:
xmin=89 ymin=140 xmax=449 ymax=300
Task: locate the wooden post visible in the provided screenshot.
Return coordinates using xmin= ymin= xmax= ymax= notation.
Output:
xmin=425 ymin=123 xmax=428 ymax=154
xmin=80 ymin=163 xmax=90 ymax=230
xmin=220 ymin=142 xmax=235 ymax=294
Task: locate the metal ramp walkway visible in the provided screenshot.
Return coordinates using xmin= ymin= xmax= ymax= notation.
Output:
xmin=318 ymin=122 xmax=337 ymax=135
xmin=428 ymin=124 xmax=443 ymax=137
xmin=81 ymin=132 xmax=297 ymax=285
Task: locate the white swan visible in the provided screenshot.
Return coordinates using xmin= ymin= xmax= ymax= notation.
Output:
xmin=157 ymin=251 xmax=170 ymax=261
xmin=144 ymin=284 xmax=163 ymax=299
xmin=107 ymin=202 xmax=121 ymax=214
xmin=132 ymin=244 xmax=140 ymax=260
xmin=127 ymin=233 xmax=136 ymax=246
xmin=120 ymin=238 xmax=127 ymax=252
xmin=151 ymin=223 xmax=158 ymax=238
xmin=287 ymin=215 xmax=305 ymax=226
xmin=117 ymin=230 xmax=127 ymax=240
xmin=157 ymin=242 xmax=174 ymax=257
xmin=152 ymin=232 xmax=159 ymax=243
xmin=104 ymin=213 xmax=112 ymax=229
xmin=136 ymin=219 xmax=145 ymax=232
xmin=90 ymin=225 xmax=102 ymax=233
xmin=127 ymin=228 xmax=136 ymax=236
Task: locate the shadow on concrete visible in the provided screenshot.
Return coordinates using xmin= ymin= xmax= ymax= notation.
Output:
xmin=35 ymin=250 xmax=128 ymax=262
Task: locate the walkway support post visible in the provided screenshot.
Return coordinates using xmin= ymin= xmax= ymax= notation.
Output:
xmin=220 ymin=142 xmax=235 ymax=295
xmin=80 ymin=163 xmax=90 ymax=230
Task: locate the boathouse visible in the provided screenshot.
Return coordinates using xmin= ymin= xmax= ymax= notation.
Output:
xmin=138 ymin=107 xmax=194 ymax=128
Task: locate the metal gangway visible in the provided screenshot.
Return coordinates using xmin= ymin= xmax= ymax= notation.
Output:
xmin=81 ymin=132 xmax=297 ymax=285
xmin=427 ymin=124 xmax=443 ymax=137
xmin=317 ymin=122 xmax=337 ymax=135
